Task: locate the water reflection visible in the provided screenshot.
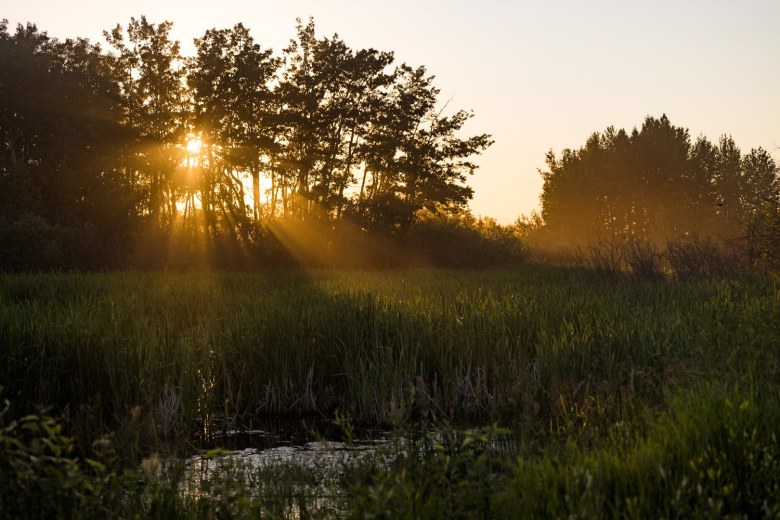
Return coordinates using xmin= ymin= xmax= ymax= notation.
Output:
xmin=153 ymin=426 xmax=510 ymax=516
xmin=171 ymin=436 xmax=393 ymax=516
xmin=187 ymin=438 xmax=389 ymax=483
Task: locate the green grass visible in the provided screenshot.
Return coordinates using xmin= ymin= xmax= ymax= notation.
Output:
xmin=0 ymin=267 xmax=778 ymax=517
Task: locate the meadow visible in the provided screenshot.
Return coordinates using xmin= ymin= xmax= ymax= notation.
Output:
xmin=1 ymin=267 xmax=779 ymax=518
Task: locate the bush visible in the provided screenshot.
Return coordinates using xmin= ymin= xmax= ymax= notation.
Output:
xmin=0 ymin=214 xmax=74 ymax=270
xmin=407 ymin=213 xmax=527 ymax=267
xmin=347 ymin=425 xmax=511 ymax=518
xmin=665 ymin=234 xmax=743 ymax=280
xmin=0 ymin=395 xmax=120 ymax=519
xmin=577 ymin=240 xmax=624 ymax=279
xmin=623 ymin=238 xmax=664 ymax=281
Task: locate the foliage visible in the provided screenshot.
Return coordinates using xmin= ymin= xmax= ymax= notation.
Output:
xmin=346 ymin=425 xmax=511 ymax=518
xmin=0 ymin=392 xmax=347 ymax=519
xmin=538 ymin=115 xmax=779 ymax=267
xmin=665 ymin=234 xmax=743 ymax=280
xmin=570 ymin=234 xmax=747 ymax=281
xmin=406 ymin=212 xmax=527 ymax=267
xmin=0 ymin=214 xmax=73 ymax=269
xmin=0 ymin=21 xmax=138 ymax=269
xmin=0 ymin=17 xmax=493 ymax=269
xmin=745 ymin=199 xmax=780 ymax=272
xmin=0 ymin=393 xmax=126 ymax=519
xmin=501 ymin=388 xmax=780 ymax=519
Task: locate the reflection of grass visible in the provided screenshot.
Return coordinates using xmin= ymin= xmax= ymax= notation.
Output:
xmin=0 ymin=267 xmax=778 ymax=516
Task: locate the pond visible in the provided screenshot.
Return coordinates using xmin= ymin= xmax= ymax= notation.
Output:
xmin=149 ymin=427 xmax=399 ymax=517
xmin=145 ymin=423 xmax=512 ymax=516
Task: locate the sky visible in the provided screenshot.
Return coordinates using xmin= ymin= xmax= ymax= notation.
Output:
xmin=5 ymin=0 xmax=779 ymax=223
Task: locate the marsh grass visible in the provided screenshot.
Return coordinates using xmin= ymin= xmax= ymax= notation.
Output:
xmin=1 ymin=269 xmax=777 ymax=439
xmin=0 ymin=267 xmax=778 ymax=517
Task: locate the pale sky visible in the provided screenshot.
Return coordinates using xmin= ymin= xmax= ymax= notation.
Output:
xmin=5 ymin=1 xmax=779 ymax=223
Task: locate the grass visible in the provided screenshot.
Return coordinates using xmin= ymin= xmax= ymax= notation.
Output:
xmin=0 ymin=266 xmax=778 ymax=517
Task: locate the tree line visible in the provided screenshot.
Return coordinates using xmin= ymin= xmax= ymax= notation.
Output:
xmin=0 ymin=17 xmax=505 ymax=269
xmin=535 ymin=115 xmax=779 ymax=270
xmin=2 ymin=17 xmax=777 ymax=271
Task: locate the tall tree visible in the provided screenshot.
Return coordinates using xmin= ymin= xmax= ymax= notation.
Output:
xmin=713 ymin=135 xmax=743 ymax=234
xmin=1 ymin=16 xmax=496 ymax=267
xmin=0 ymin=21 xmax=137 ymax=266
xmin=739 ymin=147 xmax=778 ymax=217
xmin=357 ymin=64 xmax=492 ymax=232
xmin=104 ymin=16 xmax=186 ymax=226
xmin=190 ymin=23 xmax=280 ymax=238
xmin=539 ymin=115 xmax=780 ymax=247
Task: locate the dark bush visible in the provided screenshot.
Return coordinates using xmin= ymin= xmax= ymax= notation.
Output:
xmin=665 ymin=235 xmax=743 ymax=280
xmin=407 ymin=214 xmax=527 ymax=267
xmin=579 ymin=240 xmax=624 ymax=279
xmin=623 ymin=238 xmax=664 ymax=281
xmin=0 ymin=214 xmax=74 ymax=270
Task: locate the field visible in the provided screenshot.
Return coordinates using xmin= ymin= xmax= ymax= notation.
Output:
xmin=1 ymin=267 xmax=779 ymax=518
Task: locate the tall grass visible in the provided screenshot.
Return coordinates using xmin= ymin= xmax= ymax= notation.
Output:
xmin=1 ymin=268 xmax=776 ymax=446
xmin=0 ymin=267 xmax=778 ymax=517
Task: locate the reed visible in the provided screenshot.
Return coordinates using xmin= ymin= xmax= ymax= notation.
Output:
xmin=0 ymin=267 xmax=777 ymax=517
xmin=1 ymin=268 xmax=777 ymax=442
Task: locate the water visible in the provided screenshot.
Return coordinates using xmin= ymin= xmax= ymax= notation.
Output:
xmin=185 ymin=436 xmax=392 ymax=489
xmin=150 ymin=428 xmax=396 ymax=517
xmin=148 ymin=424 xmax=513 ymax=516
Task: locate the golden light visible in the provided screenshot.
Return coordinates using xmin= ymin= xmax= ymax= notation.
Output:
xmin=186 ymin=136 xmax=203 ymax=155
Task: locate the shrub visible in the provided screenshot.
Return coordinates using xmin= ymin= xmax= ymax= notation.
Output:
xmin=407 ymin=213 xmax=527 ymax=267
xmin=0 ymin=214 xmax=74 ymax=270
xmin=0 ymin=395 xmax=117 ymax=519
xmin=665 ymin=234 xmax=743 ymax=280
xmin=622 ymin=238 xmax=664 ymax=280
xmin=581 ymin=240 xmax=624 ymax=279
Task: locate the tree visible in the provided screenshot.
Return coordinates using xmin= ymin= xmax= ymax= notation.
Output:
xmin=0 ymin=21 xmax=138 ymax=267
xmin=190 ymin=23 xmax=280 ymax=240
xmin=1 ymin=16 xmax=495 ymax=268
xmin=713 ymin=135 xmax=743 ymax=234
xmin=739 ymin=148 xmax=779 ymax=267
xmin=277 ymin=18 xmax=492 ymax=230
xmin=538 ymin=115 xmax=780 ymax=254
xmin=740 ymin=147 xmax=779 ymax=216
xmin=540 ymin=127 xmax=636 ymax=242
xmin=104 ymin=16 xmax=186 ymax=226
xmin=355 ymin=64 xmax=492 ymax=233
xmin=687 ymin=136 xmax=721 ymax=235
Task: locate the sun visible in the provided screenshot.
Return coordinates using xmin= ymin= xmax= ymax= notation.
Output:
xmin=185 ymin=135 xmax=203 ymax=155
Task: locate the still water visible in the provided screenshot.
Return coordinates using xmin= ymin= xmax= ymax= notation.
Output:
xmin=152 ymin=429 xmax=397 ymax=517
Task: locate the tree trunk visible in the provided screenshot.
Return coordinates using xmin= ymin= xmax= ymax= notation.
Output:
xmin=252 ymin=164 xmax=260 ymax=224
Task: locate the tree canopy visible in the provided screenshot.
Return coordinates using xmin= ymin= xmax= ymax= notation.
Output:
xmin=0 ymin=17 xmax=498 ymax=268
xmin=539 ymin=115 xmax=779 ymax=249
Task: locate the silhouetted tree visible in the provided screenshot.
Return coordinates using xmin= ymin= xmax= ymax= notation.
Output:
xmin=355 ymin=64 xmax=492 ymax=233
xmin=1 ymin=16 xmax=497 ymax=269
xmin=0 ymin=21 xmax=137 ymax=267
xmin=539 ymin=115 xmax=779 ymax=259
xmin=104 ymin=16 xmax=186 ymax=227
xmin=190 ymin=23 xmax=280 ymax=240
